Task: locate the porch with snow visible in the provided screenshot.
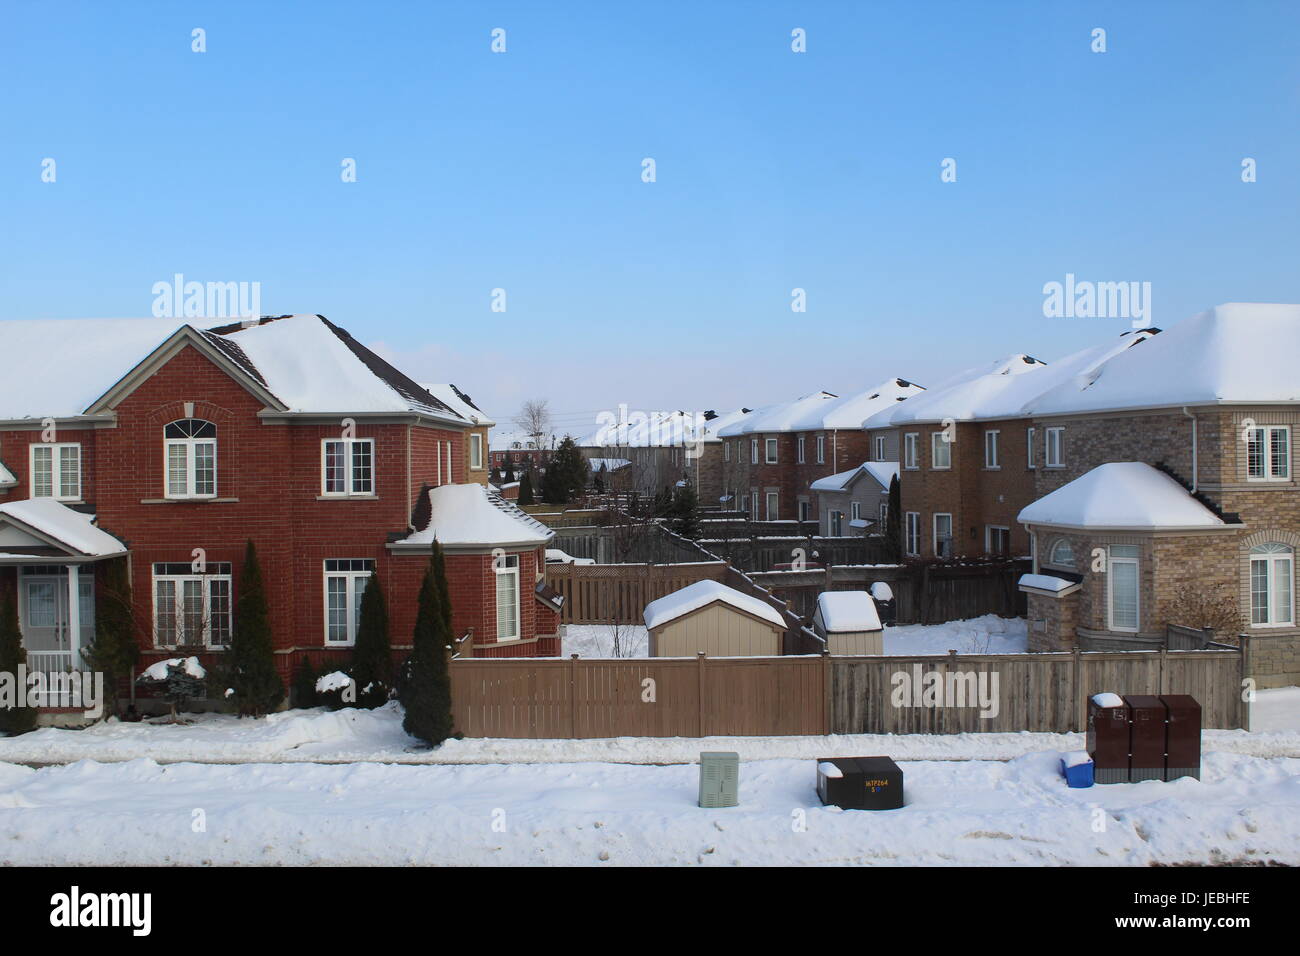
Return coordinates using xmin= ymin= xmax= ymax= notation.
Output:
xmin=0 ymin=499 xmax=127 ymax=705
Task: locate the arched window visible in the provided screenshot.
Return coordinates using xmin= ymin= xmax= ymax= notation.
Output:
xmin=1250 ymin=543 xmax=1294 ymax=626
xmin=1048 ymin=538 xmax=1075 ymax=567
xmin=165 ymin=419 xmax=217 ymax=498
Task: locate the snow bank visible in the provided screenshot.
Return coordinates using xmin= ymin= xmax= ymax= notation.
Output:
xmin=315 ymin=672 xmax=353 ymax=694
xmin=0 ymin=750 xmax=1296 ymax=865
xmin=141 ymin=657 xmax=206 ymax=681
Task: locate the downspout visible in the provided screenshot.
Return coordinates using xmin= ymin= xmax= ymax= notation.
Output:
xmin=1181 ymin=407 xmax=1197 ymax=493
xmin=406 ymin=424 xmax=415 ymax=531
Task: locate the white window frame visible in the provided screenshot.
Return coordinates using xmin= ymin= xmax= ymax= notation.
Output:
xmin=933 ymin=513 xmax=953 ymax=558
xmin=874 ymin=435 xmax=886 ymax=461
xmin=1045 ymin=427 xmax=1064 ymax=468
xmin=750 ymin=491 xmax=759 ymax=517
xmin=30 ymin=442 xmax=82 ymax=501
xmin=850 ymin=501 xmax=862 ymax=521
xmin=984 ymin=429 xmax=1000 ymax=469
xmin=1107 ymin=545 xmax=1140 ymax=633
xmin=1026 ymin=427 xmax=1036 ymax=470
xmin=750 ymin=438 xmax=758 ymax=465
xmin=985 ymin=525 xmax=1010 ymax=555
xmin=905 ymin=512 xmax=920 ymax=556
xmin=152 ymin=562 xmax=232 ymax=648
xmin=469 ymin=433 xmax=484 ymax=471
xmin=829 ymin=510 xmax=843 ymax=536
xmin=495 ymin=553 xmax=520 ymax=642
xmin=879 ymin=502 xmax=889 ymax=524
xmin=1246 ymin=426 xmax=1290 ymax=481
xmin=765 ymin=491 xmax=779 ymax=521
xmin=903 ymin=433 xmax=919 ymax=470
xmin=321 ymin=438 xmax=375 ymax=497
xmin=765 ymin=438 xmax=778 ymax=465
xmin=324 ymin=559 xmax=374 ymax=646
xmin=164 ymin=421 xmax=218 ymax=500
xmin=798 ymin=499 xmax=811 ymax=522
xmin=723 ymin=442 xmax=731 ymax=463
xmin=817 ymin=435 xmax=826 ymax=464
xmin=1047 ymin=537 xmax=1075 ymax=568
xmin=797 ymin=436 xmax=806 ymax=464
xmin=931 ymin=432 xmax=951 ymax=470
xmin=1250 ymin=543 xmax=1294 ymax=628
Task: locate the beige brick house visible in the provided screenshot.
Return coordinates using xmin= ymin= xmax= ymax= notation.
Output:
xmin=1015 ymin=303 xmax=1300 ymax=687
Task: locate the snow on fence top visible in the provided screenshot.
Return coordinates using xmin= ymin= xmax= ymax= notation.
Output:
xmin=1018 ymin=462 xmax=1225 ymax=530
xmin=644 ymin=579 xmax=786 ymax=631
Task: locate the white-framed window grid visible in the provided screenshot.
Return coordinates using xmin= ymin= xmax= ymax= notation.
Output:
xmin=165 ymin=419 xmax=217 ymax=499
xmin=322 ymin=437 xmax=375 ymax=496
xmin=153 ymin=561 xmax=232 ymax=647
xmin=30 ymin=442 xmax=82 ymax=501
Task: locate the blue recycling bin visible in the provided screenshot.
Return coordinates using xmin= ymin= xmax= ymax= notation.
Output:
xmin=1060 ymin=753 xmax=1095 ymax=788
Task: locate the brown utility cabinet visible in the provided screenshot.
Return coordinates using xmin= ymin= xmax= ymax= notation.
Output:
xmin=1160 ymin=694 xmax=1201 ymax=781
xmin=1087 ymin=696 xmax=1130 ymax=784
xmin=1126 ymin=695 xmax=1166 ymax=783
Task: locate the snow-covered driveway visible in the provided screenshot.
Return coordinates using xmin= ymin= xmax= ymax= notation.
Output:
xmin=0 ymin=750 xmax=1296 ymax=865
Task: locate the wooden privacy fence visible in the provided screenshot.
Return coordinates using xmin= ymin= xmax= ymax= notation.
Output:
xmin=451 ymin=654 xmax=827 ymax=738
xmin=450 ymin=644 xmax=1249 ymax=738
xmin=546 ymin=561 xmax=727 ymax=624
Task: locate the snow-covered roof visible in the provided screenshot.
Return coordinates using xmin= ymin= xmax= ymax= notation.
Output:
xmin=580 ymin=409 xmax=722 ymax=449
xmin=814 ymin=591 xmax=882 ymax=632
xmin=819 ymin=378 xmax=926 ymax=429
xmin=490 ymin=428 xmax=554 ymax=452
xmin=643 ymin=579 xmax=786 ymax=631
xmin=213 ymin=316 xmax=465 ymax=421
xmin=1018 ymin=573 xmax=1080 ymax=595
xmin=1027 ymin=303 xmax=1300 ymax=416
xmin=717 ymin=391 xmax=839 ymax=436
xmin=0 ymin=459 xmax=16 ymax=488
xmin=863 ymin=333 xmax=1156 ymax=428
xmin=1017 ymin=462 xmax=1228 ymax=531
xmin=0 ymin=317 xmax=184 ymax=420
xmin=0 ymin=315 xmax=473 ymax=425
xmin=809 ymin=461 xmax=899 ymax=493
xmin=697 ymin=408 xmax=750 ymax=441
xmin=0 ymin=498 xmax=128 ymax=558
xmin=394 ymin=483 xmax=553 ymax=550
xmin=421 ymin=384 xmax=495 ymax=426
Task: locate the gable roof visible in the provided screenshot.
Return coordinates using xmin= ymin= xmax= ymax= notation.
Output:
xmin=0 ymin=315 xmax=472 ymax=426
xmin=0 ymin=460 xmax=16 ymax=489
xmin=0 ymin=498 xmax=128 ymax=561
xmin=810 ymin=460 xmax=898 ymax=494
xmin=392 ymin=483 xmax=553 ymax=551
xmin=643 ymin=579 xmax=786 ymax=631
xmin=1027 ymin=303 xmax=1300 ymax=416
xmin=1017 ymin=462 xmax=1228 ymax=531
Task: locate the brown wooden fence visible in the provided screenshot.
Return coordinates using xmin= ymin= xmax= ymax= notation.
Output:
xmin=545 ymin=561 xmax=727 ymax=624
xmin=450 ymin=643 xmax=1250 ymax=738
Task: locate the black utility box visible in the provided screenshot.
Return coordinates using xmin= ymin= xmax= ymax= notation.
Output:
xmin=1126 ymin=695 xmax=1167 ymax=782
xmin=1087 ymin=694 xmax=1130 ymax=784
xmin=1160 ymin=694 xmax=1202 ymax=781
xmin=816 ymin=756 xmax=904 ymax=810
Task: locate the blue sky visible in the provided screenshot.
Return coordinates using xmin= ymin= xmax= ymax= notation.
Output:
xmin=3 ymin=1 xmax=1298 ymax=436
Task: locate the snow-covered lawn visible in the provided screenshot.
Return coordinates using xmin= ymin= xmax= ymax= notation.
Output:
xmin=0 ymin=750 xmax=1296 ymax=865
xmin=883 ymin=614 xmax=1027 ymax=655
xmin=561 ymin=624 xmax=649 ymax=658
xmin=559 ymin=614 xmax=1025 ymax=660
xmin=0 ymin=690 xmax=1297 ymax=767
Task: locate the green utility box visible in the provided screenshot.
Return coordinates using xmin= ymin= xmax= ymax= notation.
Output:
xmin=698 ymin=751 xmax=739 ymax=808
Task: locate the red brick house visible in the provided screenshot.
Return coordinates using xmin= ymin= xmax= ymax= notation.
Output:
xmin=0 ymin=314 xmax=560 ymax=714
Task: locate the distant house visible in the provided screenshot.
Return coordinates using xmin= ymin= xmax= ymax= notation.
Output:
xmin=717 ymin=378 xmax=923 ymax=522
xmin=810 ymin=461 xmax=898 ymax=536
xmin=811 ymin=591 xmax=884 ymax=655
xmin=643 ymin=579 xmax=785 ymax=657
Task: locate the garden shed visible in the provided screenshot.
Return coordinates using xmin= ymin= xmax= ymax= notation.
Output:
xmin=643 ymin=579 xmax=786 ymax=657
xmin=812 ymin=591 xmax=884 ymax=655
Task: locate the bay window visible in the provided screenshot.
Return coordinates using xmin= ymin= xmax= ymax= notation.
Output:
xmin=1107 ymin=545 xmax=1140 ymax=632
